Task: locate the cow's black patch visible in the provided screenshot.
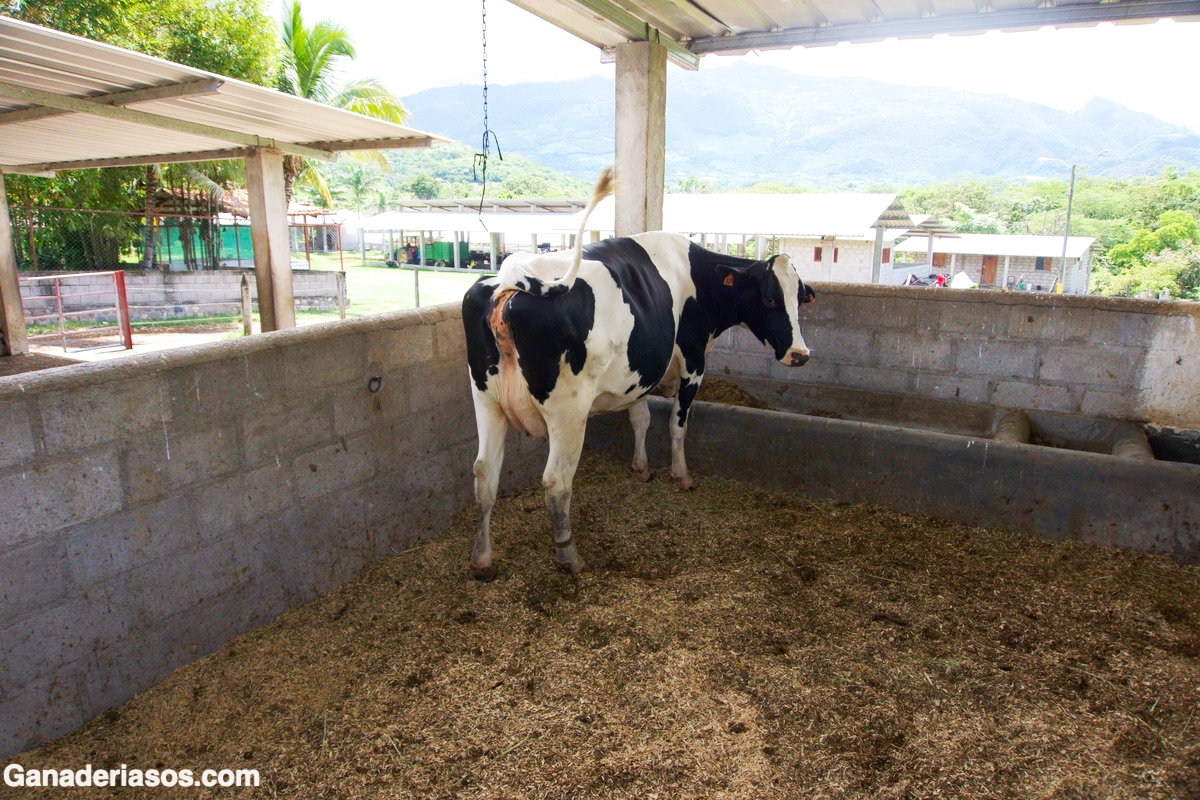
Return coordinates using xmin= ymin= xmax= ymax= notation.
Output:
xmin=676 ymin=295 xmax=709 ymax=378
xmin=583 ymin=238 xmax=676 ymax=392
xmin=677 ymin=377 xmax=700 ymax=427
xmin=504 ymin=280 xmax=597 ymax=402
xmin=463 ymin=278 xmax=501 ymax=391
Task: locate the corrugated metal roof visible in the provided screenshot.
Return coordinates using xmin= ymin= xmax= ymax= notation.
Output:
xmin=511 ymin=0 xmax=1200 ymax=68
xmin=363 ymin=193 xmax=913 ymax=238
xmin=0 ymin=17 xmax=444 ymax=172
xmin=894 ymin=233 xmax=1096 ymax=258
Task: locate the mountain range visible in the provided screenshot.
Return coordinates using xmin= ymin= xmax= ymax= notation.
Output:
xmin=400 ymin=63 xmax=1200 ymax=189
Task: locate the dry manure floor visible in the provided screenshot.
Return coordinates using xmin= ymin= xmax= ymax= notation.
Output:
xmin=15 ymin=450 xmax=1200 ymax=799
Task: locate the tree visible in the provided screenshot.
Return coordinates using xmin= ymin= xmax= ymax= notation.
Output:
xmin=497 ymin=174 xmax=550 ymax=198
xmin=409 ymin=174 xmax=444 ymax=201
xmin=4 ymin=0 xmax=278 ymax=85
xmin=332 ymin=165 xmax=385 ymax=217
xmin=276 ymin=0 xmax=408 ymax=203
xmin=674 ymin=174 xmax=712 ymax=193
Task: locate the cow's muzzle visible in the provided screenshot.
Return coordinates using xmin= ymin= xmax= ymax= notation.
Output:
xmin=782 ymin=349 xmax=810 ymax=367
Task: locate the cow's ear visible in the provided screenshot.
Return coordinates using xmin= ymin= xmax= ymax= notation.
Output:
xmin=717 ymin=265 xmax=740 ymax=287
xmin=802 ymin=283 xmax=817 ymax=304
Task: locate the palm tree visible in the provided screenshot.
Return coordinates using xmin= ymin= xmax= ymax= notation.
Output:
xmin=276 ymin=0 xmax=408 ymax=203
xmin=332 ymin=164 xmax=385 ymax=218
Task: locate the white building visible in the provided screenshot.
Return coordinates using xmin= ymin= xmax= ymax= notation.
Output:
xmin=891 ymin=234 xmax=1097 ymax=295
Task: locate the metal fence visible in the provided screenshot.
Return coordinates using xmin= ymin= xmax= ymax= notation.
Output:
xmin=20 ymin=270 xmax=134 ymax=352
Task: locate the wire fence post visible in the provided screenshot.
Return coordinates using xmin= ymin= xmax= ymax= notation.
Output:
xmin=336 ymin=271 xmax=346 ymax=319
xmin=114 ymin=270 xmax=133 ymax=349
xmin=240 ymin=273 xmax=253 ymax=336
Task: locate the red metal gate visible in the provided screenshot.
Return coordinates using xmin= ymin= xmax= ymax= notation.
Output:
xmin=19 ymin=270 xmax=134 ymax=352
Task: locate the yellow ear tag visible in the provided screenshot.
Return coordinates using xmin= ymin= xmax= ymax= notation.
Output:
xmin=723 ymin=274 xmax=735 ymax=287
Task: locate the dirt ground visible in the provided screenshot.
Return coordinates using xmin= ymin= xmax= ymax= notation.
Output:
xmin=13 ymin=444 xmax=1200 ymax=799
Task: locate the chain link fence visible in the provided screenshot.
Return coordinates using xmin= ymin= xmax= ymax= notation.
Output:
xmin=9 ymin=207 xmax=343 ymax=272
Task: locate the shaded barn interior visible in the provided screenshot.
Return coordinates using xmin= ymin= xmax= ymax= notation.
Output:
xmin=10 ymin=448 xmax=1200 ymax=799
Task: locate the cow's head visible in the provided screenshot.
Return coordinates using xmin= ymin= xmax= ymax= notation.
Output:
xmin=722 ymin=254 xmax=815 ymax=366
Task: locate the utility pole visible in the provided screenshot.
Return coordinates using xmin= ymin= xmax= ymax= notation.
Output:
xmin=1058 ymin=163 xmax=1076 ymax=294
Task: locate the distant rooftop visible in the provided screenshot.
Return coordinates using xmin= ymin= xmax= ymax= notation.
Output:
xmin=370 ymin=193 xmax=914 ymax=238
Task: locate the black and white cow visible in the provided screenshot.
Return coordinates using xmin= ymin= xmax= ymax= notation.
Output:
xmin=462 ymin=168 xmax=816 ymax=578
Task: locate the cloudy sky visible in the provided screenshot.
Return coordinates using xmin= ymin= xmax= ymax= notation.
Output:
xmin=297 ymin=0 xmax=1200 ymax=134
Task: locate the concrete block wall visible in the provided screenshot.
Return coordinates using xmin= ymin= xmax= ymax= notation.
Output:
xmin=0 ymin=305 xmax=544 ymax=757
xmin=20 ymin=270 xmax=345 ymax=320
xmin=708 ymin=283 xmax=1200 ymax=430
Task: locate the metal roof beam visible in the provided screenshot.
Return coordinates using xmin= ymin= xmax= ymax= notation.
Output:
xmin=0 ymin=166 xmax=57 ymax=178
xmin=307 ymin=136 xmax=435 ymax=153
xmin=689 ymin=0 xmax=1200 ymax=51
xmin=12 ymin=148 xmax=256 ymax=172
xmin=0 ymin=80 xmax=335 ymax=161
xmin=0 ymin=78 xmax=223 ymax=126
xmin=568 ymin=0 xmax=701 ymax=68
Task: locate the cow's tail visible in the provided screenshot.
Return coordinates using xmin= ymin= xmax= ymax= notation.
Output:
xmin=504 ymin=166 xmax=614 ymax=298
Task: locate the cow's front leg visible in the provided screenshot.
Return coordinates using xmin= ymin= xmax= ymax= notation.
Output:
xmin=470 ymin=391 xmax=508 ymax=581
xmin=543 ymin=412 xmax=588 ymax=574
xmin=671 ymin=375 xmax=702 ymax=491
xmin=629 ymin=398 xmax=652 ymax=482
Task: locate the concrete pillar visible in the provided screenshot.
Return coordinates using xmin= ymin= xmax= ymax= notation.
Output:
xmin=453 ymin=231 xmax=461 ymax=269
xmin=244 ymin=148 xmax=295 ymax=331
xmin=531 ymin=233 xmax=538 ymax=254
xmin=489 ymin=232 xmax=499 ymax=270
xmin=756 ymin=235 xmax=766 ymax=260
xmin=0 ymin=172 xmax=29 ymax=355
xmin=871 ymin=226 xmax=885 ymax=284
xmin=1003 ymin=255 xmax=1011 ymax=289
xmin=615 ymin=40 xmax=667 ymax=237
xmin=419 ymin=231 xmax=426 ymax=266
xmin=925 ymin=235 xmax=934 ymax=273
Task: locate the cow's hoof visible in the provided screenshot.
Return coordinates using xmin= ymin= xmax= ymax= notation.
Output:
xmin=470 ymin=563 xmax=497 ymax=582
xmin=631 ymin=464 xmax=653 ymax=482
xmin=553 ymin=558 xmax=587 ymax=575
xmin=673 ymin=475 xmax=695 ymax=491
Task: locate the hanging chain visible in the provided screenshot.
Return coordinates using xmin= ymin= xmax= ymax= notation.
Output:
xmin=473 ymin=0 xmax=502 ymax=215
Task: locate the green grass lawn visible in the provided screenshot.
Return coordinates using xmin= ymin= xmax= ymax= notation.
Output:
xmin=299 ymin=253 xmax=488 ymax=321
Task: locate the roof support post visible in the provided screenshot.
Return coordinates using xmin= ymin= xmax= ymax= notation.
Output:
xmin=871 ymin=226 xmax=885 ymax=284
xmin=615 ymin=40 xmax=666 ymax=237
xmin=244 ymin=148 xmax=295 ymax=332
xmin=0 ymin=172 xmax=29 ymax=355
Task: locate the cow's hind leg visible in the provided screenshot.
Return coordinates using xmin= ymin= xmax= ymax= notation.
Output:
xmin=670 ymin=375 xmax=702 ymax=491
xmin=470 ymin=390 xmax=508 ymax=580
xmin=629 ymin=398 xmax=652 ymax=482
xmin=543 ymin=412 xmax=589 ymax=574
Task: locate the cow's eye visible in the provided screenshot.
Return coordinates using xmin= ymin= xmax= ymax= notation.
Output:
xmin=764 ymin=296 xmax=778 ymax=308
